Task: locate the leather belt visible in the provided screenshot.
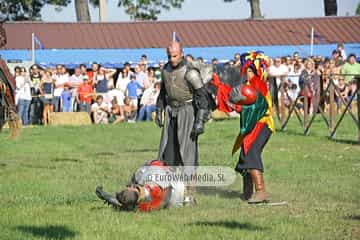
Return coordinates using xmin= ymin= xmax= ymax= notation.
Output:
xmin=169 ymin=100 xmax=193 ymax=108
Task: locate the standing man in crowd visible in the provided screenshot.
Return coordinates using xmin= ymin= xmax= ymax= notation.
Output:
xmin=155 ymin=41 xmax=211 ymax=172
xmin=69 ymin=67 xmax=84 ymax=112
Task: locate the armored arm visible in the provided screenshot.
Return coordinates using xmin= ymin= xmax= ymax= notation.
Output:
xmin=186 ymin=69 xmax=209 ymax=139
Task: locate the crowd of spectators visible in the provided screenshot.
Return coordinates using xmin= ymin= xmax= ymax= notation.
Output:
xmin=12 ymin=46 xmax=359 ymax=126
xmin=268 ymin=44 xmax=359 ymax=115
xmin=13 ymin=55 xmax=162 ymax=125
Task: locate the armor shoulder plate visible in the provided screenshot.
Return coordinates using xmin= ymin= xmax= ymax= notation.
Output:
xmin=185 ymin=69 xmax=203 ymax=90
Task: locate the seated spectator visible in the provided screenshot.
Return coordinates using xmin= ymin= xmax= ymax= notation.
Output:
xmin=61 ymin=84 xmax=72 ymax=112
xmin=137 ymin=82 xmax=160 ymax=122
xmin=108 ymin=97 xmax=125 ymax=124
xmin=91 ymin=95 xmax=109 ymax=124
xmin=77 ymin=76 xmax=94 ymax=114
xmin=123 ymin=96 xmax=137 ymax=122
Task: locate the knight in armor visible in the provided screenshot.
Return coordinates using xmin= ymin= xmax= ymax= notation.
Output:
xmin=155 ymin=41 xmax=213 ymax=168
xmin=95 ymin=160 xmax=190 ymax=212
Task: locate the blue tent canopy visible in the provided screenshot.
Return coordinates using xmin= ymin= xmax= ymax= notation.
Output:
xmin=1 ymin=43 xmax=359 ymax=69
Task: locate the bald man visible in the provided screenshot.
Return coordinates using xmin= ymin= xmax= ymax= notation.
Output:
xmin=155 ymin=41 xmax=211 ymax=169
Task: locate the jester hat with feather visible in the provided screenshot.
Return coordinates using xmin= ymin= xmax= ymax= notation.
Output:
xmin=240 ymin=51 xmax=270 ymax=80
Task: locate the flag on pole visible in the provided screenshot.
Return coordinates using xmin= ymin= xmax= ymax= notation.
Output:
xmin=313 ymin=31 xmax=327 ymax=44
xmin=33 ymin=34 xmax=44 ymax=49
xmin=172 ymin=31 xmax=180 ymax=42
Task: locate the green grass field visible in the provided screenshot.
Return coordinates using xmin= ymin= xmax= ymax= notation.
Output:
xmin=0 ymin=116 xmax=359 ymax=240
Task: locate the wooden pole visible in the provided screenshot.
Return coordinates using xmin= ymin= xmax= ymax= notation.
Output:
xmin=357 ymin=77 xmax=360 ymax=143
xmin=329 ymin=77 xmax=335 ymax=135
xmin=280 ymin=78 xmax=286 ymax=125
xmin=304 ymin=84 xmax=309 ymax=131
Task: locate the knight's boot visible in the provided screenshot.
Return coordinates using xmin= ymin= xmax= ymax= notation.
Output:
xmin=248 ymin=170 xmax=269 ymax=204
xmin=242 ymin=173 xmax=253 ymax=200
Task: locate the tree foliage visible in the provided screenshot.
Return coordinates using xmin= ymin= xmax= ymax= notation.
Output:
xmin=117 ymin=0 xmax=184 ymax=20
xmin=0 ymin=0 xmax=71 ymax=21
xmin=356 ymin=3 xmax=360 ymax=15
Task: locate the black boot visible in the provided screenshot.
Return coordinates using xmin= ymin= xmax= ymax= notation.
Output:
xmin=242 ymin=173 xmax=253 ymax=200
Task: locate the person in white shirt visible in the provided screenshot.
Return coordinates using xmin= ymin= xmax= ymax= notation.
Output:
xmin=269 ymin=57 xmax=289 ymax=87
xmin=15 ymin=66 xmax=32 ymax=125
xmin=137 ymin=82 xmax=160 ymax=121
xmin=91 ymin=95 xmax=109 ymax=124
xmin=287 ymin=63 xmax=302 ymax=95
xmin=69 ymin=67 xmax=83 ymax=112
xmin=53 ymin=65 xmax=70 ymax=112
xmin=108 ymin=82 xmax=125 ymax=106
xmin=116 ymin=69 xmax=131 ymax=94
xmin=269 ymin=57 xmax=289 ymax=110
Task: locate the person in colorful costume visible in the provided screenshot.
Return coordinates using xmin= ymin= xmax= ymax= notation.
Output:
xmin=95 ymin=160 xmax=189 ymax=212
xmin=211 ymin=51 xmax=274 ymax=204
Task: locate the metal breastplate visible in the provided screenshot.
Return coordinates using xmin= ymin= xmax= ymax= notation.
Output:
xmin=163 ymin=64 xmax=193 ymax=105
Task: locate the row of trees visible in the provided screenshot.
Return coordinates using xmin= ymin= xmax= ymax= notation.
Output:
xmin=0 ymin=0 xmax=343 ymax=22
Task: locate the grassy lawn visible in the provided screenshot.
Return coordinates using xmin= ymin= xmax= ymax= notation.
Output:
xmin=0 ymin=115 xmax=359 ymax=240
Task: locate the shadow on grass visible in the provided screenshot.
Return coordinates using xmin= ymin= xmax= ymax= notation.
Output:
xmin=330 ymin=138 xmax=360 ymax=145
xmin=344 ymin=215 xmax=360 ymax=221
xmin=277 ymin=128 xmax=305 ymax=137
xmin=197 ymin=187 xmax=242 ymax=199
xmin=95 ymin=152 xmax=117 ymax=156
xmin=189 ymin=220 xmax=268 ymax=231
xmin=21 ymin=164 xmax=56 ymax=170
xmin=16 ymin=225 xmax=76 ymax=240
xmin=0 ymin=163 xmax=6 ymax=167
xmin=124 ymin=148 xmax=157 ymax=153
xmin=51 ymin=157 xmax=82 ymax=163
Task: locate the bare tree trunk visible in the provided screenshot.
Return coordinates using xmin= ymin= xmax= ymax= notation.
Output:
xmin=99 ymin=0 xmax=107 ymax=22
xmin=75 ymin=0 xmax=91 ymax=22
xmin=324 ymin=0 xmax=337 ymax=16
xmin=249 ymin=0 xmax=262 ymax=19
